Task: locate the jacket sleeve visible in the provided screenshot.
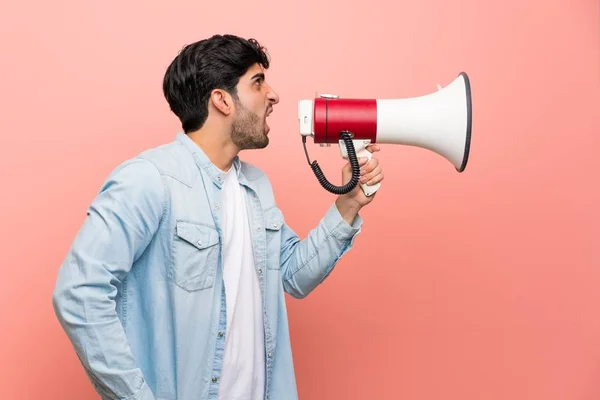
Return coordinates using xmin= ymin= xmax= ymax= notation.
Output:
xmin=52 ymin=158 xmax=163 ymax=400
xmin=280 ymin=202 xmax=363 ymax=299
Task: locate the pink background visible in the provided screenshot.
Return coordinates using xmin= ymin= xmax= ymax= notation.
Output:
xmin=1 ymin=0 xmax=599 ymax=399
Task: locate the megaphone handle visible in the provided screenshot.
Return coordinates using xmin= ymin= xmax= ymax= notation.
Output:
xmin=356 ymin=147 xmax=381 ymax=197
xmin=339 ymin=139 xmax=382 ymax=197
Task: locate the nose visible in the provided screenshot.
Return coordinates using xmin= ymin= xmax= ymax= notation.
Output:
xmin=267 ymin=85 xmax=280 ymax=105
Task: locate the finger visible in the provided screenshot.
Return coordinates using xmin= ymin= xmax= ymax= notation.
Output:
xmin=366 ymin=144 xmax=381 ymax=153
xmin=360 ymin=158 xmax=378 ymax=175
xmin=366 ymin=171 xmax=384 ymax=185
xmin=360 ymin=165 xmax=382 ymax=183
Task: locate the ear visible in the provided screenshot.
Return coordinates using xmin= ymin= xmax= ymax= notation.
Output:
xmin=209 ymin=89 xmax=234 ymax=116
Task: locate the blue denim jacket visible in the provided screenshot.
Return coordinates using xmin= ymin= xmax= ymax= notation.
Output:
xmin=52 ymin=132 xmax=363 ymax=400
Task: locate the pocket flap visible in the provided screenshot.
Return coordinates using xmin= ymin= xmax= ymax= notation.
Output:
xmin=264 ymin=207 xmax=284 ymax=231
xmin=176 ymin=221 xmax=220 ymax=249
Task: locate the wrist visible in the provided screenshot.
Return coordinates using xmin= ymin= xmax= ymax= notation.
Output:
xmin=335 ymin=196 xmax=362 ymax=225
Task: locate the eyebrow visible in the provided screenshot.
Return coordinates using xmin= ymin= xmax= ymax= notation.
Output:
xmin=251 ymin=73 xmax=265 ymax=82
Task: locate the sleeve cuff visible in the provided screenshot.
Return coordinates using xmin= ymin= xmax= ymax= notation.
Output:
xmin=322 ymin=202 xmax=363 ymax=240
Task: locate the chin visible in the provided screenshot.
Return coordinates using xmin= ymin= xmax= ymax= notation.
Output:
xmin=258 ymin=137 xmax=269 ymax=148
xmin=258 ymin=135 xmax=269 ymax=148
xmin=241 ymin=137 xmax=269 ymax=150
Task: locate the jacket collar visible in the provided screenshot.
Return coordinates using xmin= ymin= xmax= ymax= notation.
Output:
xmin=175 ymin=131 xmax=243 ymax=189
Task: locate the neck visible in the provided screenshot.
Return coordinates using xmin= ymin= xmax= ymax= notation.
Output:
xmin=187 ymin=126 xmax=239 ymax=172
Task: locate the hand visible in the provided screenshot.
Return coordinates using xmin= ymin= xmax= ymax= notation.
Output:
xmin=335 ymin=144 xmax=384 ymax=224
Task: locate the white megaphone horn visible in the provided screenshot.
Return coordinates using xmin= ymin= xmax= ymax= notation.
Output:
xmin=297 ymin=71 xmax=472 ymax=197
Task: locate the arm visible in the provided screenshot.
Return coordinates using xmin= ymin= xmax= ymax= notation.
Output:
xmin=52 ymin=158 xmax=163 ymax=400
xmin=280 ymin=201 xmax=363 ymax=299
xmin=280 ymin=145 xmax=384 ymax=298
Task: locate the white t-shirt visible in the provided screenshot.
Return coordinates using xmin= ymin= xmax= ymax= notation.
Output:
xmin=218 ymin=166 xmax=265 ymax=400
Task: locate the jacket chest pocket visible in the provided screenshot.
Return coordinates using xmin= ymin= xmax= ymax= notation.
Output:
xmin=171 ymin=220 xmax=220 ymax=292
xmin=264 ymin=207 xmax=284 ymax=270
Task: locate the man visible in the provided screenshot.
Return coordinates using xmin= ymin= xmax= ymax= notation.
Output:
xmin=52 ymin=34 xmax=384 ymax=400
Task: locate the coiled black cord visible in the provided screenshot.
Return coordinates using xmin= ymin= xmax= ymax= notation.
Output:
xmin=302 ymin=131 xmax=360 ymax=195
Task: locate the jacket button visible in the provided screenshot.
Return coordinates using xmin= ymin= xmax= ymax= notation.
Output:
xmin=212 ymin=377 xmax=218 ymax=383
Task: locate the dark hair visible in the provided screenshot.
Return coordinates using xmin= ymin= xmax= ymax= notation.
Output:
xmin=162 ymin=34 xmax=270 ymax=133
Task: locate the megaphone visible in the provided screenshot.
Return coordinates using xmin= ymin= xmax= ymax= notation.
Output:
xmin=297 ymin=71 xmax=472 ymax=197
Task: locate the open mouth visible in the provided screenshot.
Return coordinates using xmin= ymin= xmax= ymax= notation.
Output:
xmin=265 ymin=108 xmax=273 ymax=133
xmin=264 ymin=108 xmax=272 ymax=133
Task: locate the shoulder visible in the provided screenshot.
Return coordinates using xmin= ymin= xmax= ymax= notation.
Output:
xmin=133 ymin=141 xmax=197 ymax=187
xmin=97 ymin=139 xmax=189 ymax=206
xmin=101 ymin=156 xmax=165 ymax=203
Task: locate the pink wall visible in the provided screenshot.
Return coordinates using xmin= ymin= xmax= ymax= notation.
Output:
xmin=1 ymin=1 xmax=599 ymax=399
